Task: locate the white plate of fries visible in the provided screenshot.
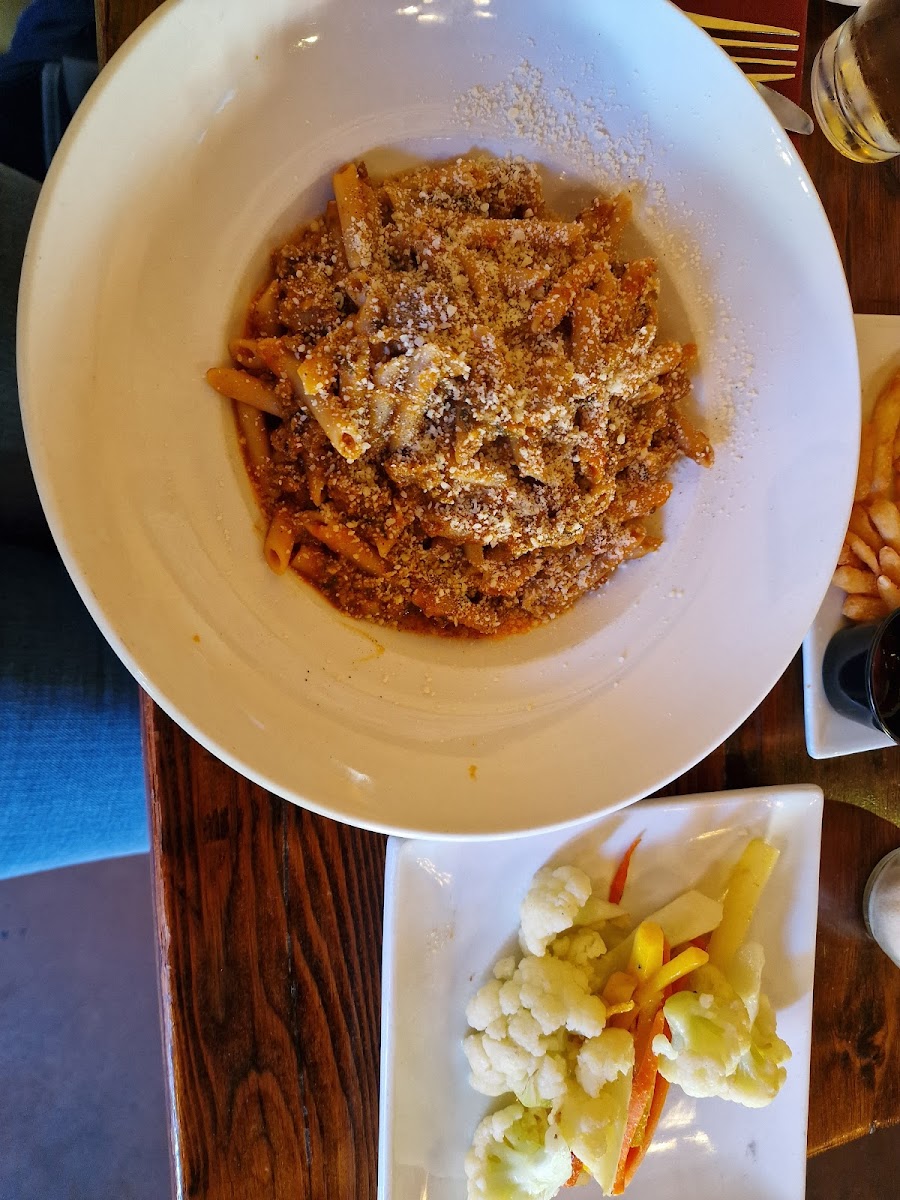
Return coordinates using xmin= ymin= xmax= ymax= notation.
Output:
xmin=803 ymin=313 xmax=900 ymax=759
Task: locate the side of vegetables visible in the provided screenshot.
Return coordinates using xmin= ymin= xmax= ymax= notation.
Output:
xmin=464 ymin=837 xmax=791 ymax=1200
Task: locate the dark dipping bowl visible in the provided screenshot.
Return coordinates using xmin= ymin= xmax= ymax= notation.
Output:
xmin=823 ymin=607 xmax=900 ymax=740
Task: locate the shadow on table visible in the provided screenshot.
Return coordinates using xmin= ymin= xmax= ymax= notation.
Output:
xmin=807 ymin=1124 xmax=900 ymax=1199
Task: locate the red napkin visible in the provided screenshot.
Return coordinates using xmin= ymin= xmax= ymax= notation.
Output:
xmin=672 ymin=1 xmax=809 ymax=106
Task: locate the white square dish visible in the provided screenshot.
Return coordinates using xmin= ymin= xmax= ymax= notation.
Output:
xmin=379 ymin=786 xmax=824 ymax=1200
xmin=802 ymin=314 xmax=900 ymax=759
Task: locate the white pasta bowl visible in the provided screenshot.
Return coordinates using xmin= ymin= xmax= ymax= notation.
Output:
xmin=18 ymin=0 xmax=857 ymax=837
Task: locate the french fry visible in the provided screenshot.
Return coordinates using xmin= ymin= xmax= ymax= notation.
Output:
xmin=848 ymin=534 xmax=880 ymax=575
xmin=868 ymin=496 xmax=900 ymax=554
xmin=855 ymin=419 xmax=876 ymax=501
xmin=880 ymin=545 xmax=900 ymax=587
xmin=849 ymin=503 xmax=882 ymax=552
xmin=877 ymin=574 xmax=900 ymax=611
xmin=820 ymin=373 xmax=900 ymax=623
xmin=870 ymin=367 xmax=900 ymax=496
xmin=842 ymin=594 xmax=888 ymax=622
xmin=832 ymin=565 xmax=879 ymax=595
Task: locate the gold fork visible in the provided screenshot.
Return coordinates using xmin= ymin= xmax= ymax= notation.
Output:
xmin=685 ymin=11 xmax=800 ymax=84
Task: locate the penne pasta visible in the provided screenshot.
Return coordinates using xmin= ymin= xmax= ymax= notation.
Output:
xmin=671 ymin=404 xmax=714 ymax=467
xmin=206 ymin=367 xmax=281 ymax=416
xmin=206 ymin=156 xmax=712 ymax=636
xmin=333 ymin=161 xmax=381 ymax=271
xmin=253 ymin=278 xmax=281 ymax=337
xmin=301 ymin=516 xmax=385 ymax=576
xmin=290 ymin=543 xmax=331 ymax=583
xmin=255 ymin=333 xmax=370 ymax=463
xmin=572 ymin=289 xmax=605 ymax=376
xmin=530 ymin=250 xmax=614 ymax=333
xmin=229 ymin=338 xmax=269 ymax=371
xmin=234 ymin=402 xmax=270 ymax=472
xmin=578 ymin=192 xmax=633 ymax=249
xmin=264 ymin=511 xmax=297 ymax=574
xmin=460 ymin=217 xmax=585 ymax=254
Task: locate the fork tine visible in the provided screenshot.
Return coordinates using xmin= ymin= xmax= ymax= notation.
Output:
xmin=712 ymin=37 xmax=799 ymax=52
xmin=732 ymin=57 xmax=798 ymax=68
xmin=685 ymin=12 xmax=800 ymax=37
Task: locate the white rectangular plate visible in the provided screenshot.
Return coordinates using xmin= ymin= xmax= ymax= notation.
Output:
xmin=379 ymin=786 xmax=823 ymax=1200
xmin=802 ymin=314 xmax=900 ymax=759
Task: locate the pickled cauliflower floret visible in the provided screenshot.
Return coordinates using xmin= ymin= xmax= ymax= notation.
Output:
xmin=467 ymin=978 xmax=505 ymax=1036
xmin=549 ymin=927 xmax=610 ymax=993
xmin=464 ymin=954 xmax=606 ymax=1105
xmin=519 ymin=866 xmax=593 ymax=956
xmin=575 ymin=1028 xmax=635 ymax=1098
xmin=653 ymin=945 xmax=791 ymax=1108
xmin=493 ymin=956 xmax=517 ymax=982
xmin=511 ymin=955 xmax=607 ymax=1038
xmin=549 ymin=927 xmax=607 ymax=970
xmin=465 ymin=1103 xmax=573 ymax=1200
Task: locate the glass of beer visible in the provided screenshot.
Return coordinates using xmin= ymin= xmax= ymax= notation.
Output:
xmin=811 ymin=0 xmax=900 ymax=162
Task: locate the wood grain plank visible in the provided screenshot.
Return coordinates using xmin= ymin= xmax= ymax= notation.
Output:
xmin=282 ymin=813 xmax=385 ymax=1200
xmin=146 ymin=697 xmax=309 ymax=1197
xmin=145 ymin=693 xmax=386 ymax=1199
xmin=95 ymin=0 xmax=163 ymax=64
xmin=811 ymin=802 xmax=900 ymax=1154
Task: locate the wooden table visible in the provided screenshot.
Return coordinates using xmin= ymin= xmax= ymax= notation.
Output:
xmin=95 ymin=2 xmax=900 ymax=1196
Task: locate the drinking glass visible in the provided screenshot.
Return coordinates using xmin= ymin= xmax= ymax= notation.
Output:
xmin=863 ymin=849 xmax=900 ymax=969
xmin=811 ymin=0 xmax=900 ymax=162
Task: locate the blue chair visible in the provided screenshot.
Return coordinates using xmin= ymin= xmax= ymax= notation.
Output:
xmin=1 ymin=161 xmax=148 ymax=881
xmin=0 ymin=546 xmax=148 ymax=880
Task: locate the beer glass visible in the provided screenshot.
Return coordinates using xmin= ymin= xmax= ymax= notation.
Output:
xmin=811 ymin=0 xmax=900 ymax=162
